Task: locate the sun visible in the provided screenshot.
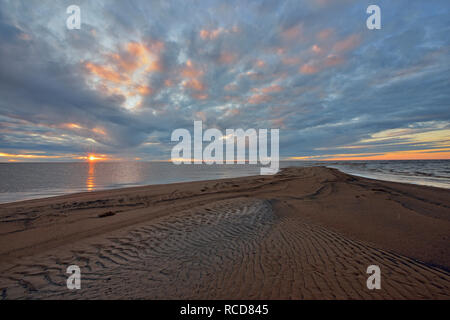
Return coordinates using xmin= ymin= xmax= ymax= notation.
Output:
xmin=76 ymin=153 xmax=110 ymax=162
xmin=88 ymin=154 xmax=102 ymax=162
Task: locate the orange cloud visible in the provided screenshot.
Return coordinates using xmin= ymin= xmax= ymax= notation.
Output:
xmin=299 ymin=54 xmax=344 ymax=74
xmin=181 ymin=60 xmax=208 ymax=99
xmin=311 ymin=44 xmax=323 ymax=54
xmin=218 ymin=52 xmax=237 ymax=64
xmin=182 ymin=60 xmax=204 ymax=78
xmin=261 ymin=84 xmax=283 ymax=94
xmin=300 ymin=64 xmax=319 ymax=74
xmin=333 ymin=34 xmax=361 ymax=53
xmin=317 ymin=28 xmax=333 ymax=40
xmin=282 ymin=56 xmax=302 ymax=65
xmin=282 ymin=25 xmax=303 ymax=41
xmin=200 ymin=28 xmax=224 ymax=40
xmin=109 ymin=53 xmax=136 ymax=73
xmin=255 ymin=60 xmax=266 ymax=68
xmin=135 ymin=85 xmax=153 ymax=96
xmin=84 ymin=41 xmax=163 ymax=109
xmin=192 ymin=93 xmax=208 ymax=100
xmin=324 ymin=55 xmax=345 ymax=67
xmin=109 ymin=42 xmax=162 ymax=73
xmin=63 ymin=123 xmax=83 ymax=130
xmin=248 ymin=93 xmax=272 ymax=105
xmin=184 ymin=79 xmax=206 ymax=91
xmin=200 ymin=26 xmax=239 ymax=40
xmin=275 ymin=47 xmax=286 ymax=55
xmin=0 ymin=152 xmax=62 ymax=160
xmin=92 ymin=128 xmax=106 ymax=135
xmin=85 ymin=62 xmax=128 ymax=84
xmin=321 ymin=149 xmax=450 ymax=161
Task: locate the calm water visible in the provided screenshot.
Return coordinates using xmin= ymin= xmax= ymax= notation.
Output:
xmin=0 ymin=160 xmax=449 ymax=204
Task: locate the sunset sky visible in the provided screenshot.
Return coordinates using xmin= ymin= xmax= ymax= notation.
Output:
xmin=0 ymin=0 xmax=449 ymax=162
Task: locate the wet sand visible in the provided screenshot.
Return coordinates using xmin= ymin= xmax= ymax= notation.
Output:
xmin=0 ymin=167 xmax=449 ymax=299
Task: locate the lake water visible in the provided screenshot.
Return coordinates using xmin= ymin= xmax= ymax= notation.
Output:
xmin=0 ymin=160 xmax=448 ymax=203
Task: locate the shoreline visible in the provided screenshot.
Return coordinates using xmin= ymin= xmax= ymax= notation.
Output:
xmin=1 ymin=163 xmax=449 ymax=206
xmin=327 ymin=168 xmax=450 ymax=190
xmin=0 ymin=166 xmax=449 ymax=299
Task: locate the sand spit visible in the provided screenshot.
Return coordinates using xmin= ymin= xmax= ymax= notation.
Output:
xmin=0 ymin=167 xmax=449 ymax=299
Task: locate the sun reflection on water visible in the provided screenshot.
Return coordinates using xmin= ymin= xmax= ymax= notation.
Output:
xmin=86 ymin=161 xmax=96 ymax=191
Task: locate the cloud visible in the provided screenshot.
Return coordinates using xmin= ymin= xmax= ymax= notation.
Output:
xmin=317 ymin=28 xmax=333 ymax=40
xmin=200 ymin=26 xmax=239 ymax=40
xmin=0 ymin=0 xmax=448 ymax=161
xmin=248 ymin=93 xmax=272 ymax=105
xmin=332 ymin=34 xmax=361 ymax=53
xmin=300 ymin=64 xmax=319 ymax=74
xmin=281 ymin=24 xmax=303 ymax=41
xmin=261 ymin=85 xmax=283 ymax=94
xmin=84 ymin=62 xmax=128 ymax=83
xmin=83 ymin=40 xmax=164 ymax=109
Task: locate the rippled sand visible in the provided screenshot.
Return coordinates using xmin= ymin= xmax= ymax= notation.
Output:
xmin=0 ymin=167 xmax=449 ymax=299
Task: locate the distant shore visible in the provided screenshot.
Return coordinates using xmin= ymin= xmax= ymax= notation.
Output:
xmin=0 ymin=166 xmax=449 ymax=299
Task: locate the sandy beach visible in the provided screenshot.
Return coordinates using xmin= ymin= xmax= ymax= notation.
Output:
xmin=0 ymin=166 xmax=449 ymax=300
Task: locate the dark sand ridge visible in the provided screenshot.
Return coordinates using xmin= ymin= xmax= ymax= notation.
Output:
xmin=0 ymin=167 xmax=449 ymax=299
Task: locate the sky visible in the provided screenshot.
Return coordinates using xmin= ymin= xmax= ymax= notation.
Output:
xmin=0 ymin=0 xmax=449 ymax=162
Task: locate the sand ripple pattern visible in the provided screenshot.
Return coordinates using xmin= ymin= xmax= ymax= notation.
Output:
xmin=1 ymin=198 xmax=449 ymax=299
